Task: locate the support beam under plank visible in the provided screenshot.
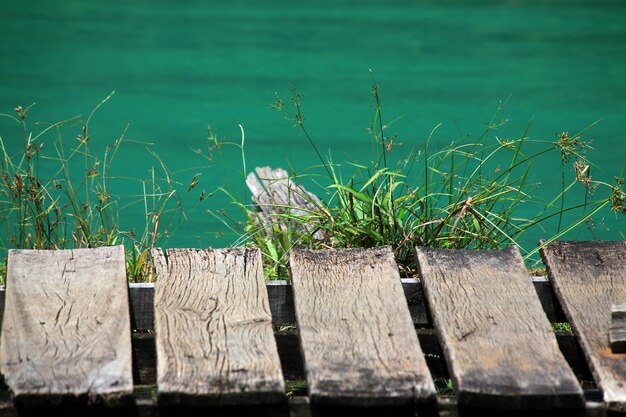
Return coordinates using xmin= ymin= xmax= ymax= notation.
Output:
xmin=0 ymin=246 xmax=133 ymax=407
xmin=540 ymin=240 xmax=626 ymax=410
xmin=289 ymin=247 xmax=436 ymax=409
xmin=152 ymin=248 xmax=285 ymax=406
xmin=415 ymin=246 xmax=584 ymax=410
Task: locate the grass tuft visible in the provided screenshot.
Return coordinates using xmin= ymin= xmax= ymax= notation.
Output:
xmin=223 ymin=78 xmax=625 ymax=279
xmin=0 ymin=96 xmax=203 ymax=283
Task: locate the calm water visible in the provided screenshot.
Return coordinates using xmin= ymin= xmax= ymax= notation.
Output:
xmin=1 ymin=0 xmax=624 ymax=249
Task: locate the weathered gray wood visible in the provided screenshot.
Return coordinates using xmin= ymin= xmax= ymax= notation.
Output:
xmin=415 ymin=246 xmax=584 ymax=410
xmin=110 ymin=327 xmax=597 ymax=387
xmin=246 ymin=166 xmax=322 ymax=216
xmin=610 ymin=304 xmax=626 ymax=354
xmin=289 ymin=247 xmax=436 ymax=407
xmin=0 ymin=276 xmax=565 ymax=331
xmin=152 ymin=248 xmax=285 ymax=405
xmin=541 ymin=240 xmax=626 ymax=409
xmin=246 ymin=166 xmax=324 ymax=239
xmin=0 ymin=246 xmax=133 ymax=406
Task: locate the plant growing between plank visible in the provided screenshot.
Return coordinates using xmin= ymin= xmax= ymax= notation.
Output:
xmin=222 ymin=75 xmax=625 ymax=278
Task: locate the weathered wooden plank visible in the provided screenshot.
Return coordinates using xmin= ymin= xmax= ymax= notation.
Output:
xmin=610 ymin=304 xmax=626 ymax=354
xmin=289 ymin=247 xmax=436 ymax=407
xmin=415 ymin=246 xmax=584 ymax=410
xmin=541 ymin=240 xmax=626 ymax=409
xmin=0 ymin=276 xmax=566 ymax=331
xmin=108 ymin=327 xmax=597 ymax=387
xmin=0 ymin=246 xmax=133 ymax=406
xmin=152 ymin=248 xmax=284 ymax=405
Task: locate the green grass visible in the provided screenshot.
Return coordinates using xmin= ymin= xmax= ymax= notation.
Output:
xmin=219 ymin=76 xmax=625 ymax=279
xmin=1 ymin=81 xmax=624 ymax=283
xmin=285 ymin=379 xmax=308 ymax=398
xmin=434 ymin=378 xmax=455 ymax=396
xmin=0 ymin=94 xmax=204 ymax=284
xmin=552 ymin=322 xmax=573 ymax=332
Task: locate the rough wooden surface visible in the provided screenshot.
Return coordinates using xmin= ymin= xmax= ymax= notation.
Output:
xmin=246 ymin=166 xmax=323 ymax=239
xmin=610 ymin=304 xmax=626 ymax=354
xmin=0 ymin=246 xmax=133 ymax=406
xmin=415 ymin=246 xmax=584 ymax=410
xmin=152 ymin=248 xmax=284 ymax=405
xmin=289 ymin=247 xmax=436 ymax=407
xmin=541 ymin=240 xmax=626 ymax=408
xmin=246 ymin=166 xmax=322 ymax=215
xmin=0 ymin=277 xmax=563 ymax=331
xmin=91 ymin=326 xmax=596 ymax=388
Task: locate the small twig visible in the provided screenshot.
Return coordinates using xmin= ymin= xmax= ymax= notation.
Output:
xmin=451 ymin=197 xmax=472 ymax=233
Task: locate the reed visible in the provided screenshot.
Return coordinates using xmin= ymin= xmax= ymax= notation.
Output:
xmin=1 ymin=85 xmax=623 ymax=282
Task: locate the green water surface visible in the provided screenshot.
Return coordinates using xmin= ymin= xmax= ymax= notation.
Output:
xmin=1 ymin=0 xmax=624 ymax=250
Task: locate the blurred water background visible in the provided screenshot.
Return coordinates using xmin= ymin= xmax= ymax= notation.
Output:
xmin=1 ymin=0 xmax=624 ymax=248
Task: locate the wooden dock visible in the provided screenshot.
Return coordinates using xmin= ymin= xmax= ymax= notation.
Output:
xmin=0 ymin=241 xmax=623 ymax=416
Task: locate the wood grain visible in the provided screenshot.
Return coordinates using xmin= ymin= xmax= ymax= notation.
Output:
xmin=152 ymin=248 xmax=284 ymax=405
xmin=0 ymin=246 xmax=132 ymax=405
xmin=0 ymin=277 xmax=563 ymax=331
xmin=415 ymin=246 xmax=583 ymax=410
xmin=540 ymin=240 xmax=626 ymax=408
xmin=289 ymin=247 xmax=436 ymax=407
xmin=246 ymin=166 xmax=324 ymax=240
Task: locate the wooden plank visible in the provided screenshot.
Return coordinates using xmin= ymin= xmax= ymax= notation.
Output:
xmin=610 ymin=304 xmax=626 ymax=354
xmin=541 ymin=240 xmax=626 ymax=409
xmin=0 ymin=246 xmax=133 ymax=406
xmin=0 ymin=276 xmax=563 ymax=332
xmin=289 ymin=247 xmax=436 ymax=407
xmin=152 ymin=248 xmax=284 ymax=405
xmin=99 ymin=326 xmax=596 ymax=387
xmin=415 ymin=246 xmax=584 ymax=410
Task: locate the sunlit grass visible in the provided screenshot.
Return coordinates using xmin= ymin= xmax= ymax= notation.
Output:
xmin=221 ymin=75 xmax=625 ymax=279
xmin=0 ymin=94 xmax=203 ymax=283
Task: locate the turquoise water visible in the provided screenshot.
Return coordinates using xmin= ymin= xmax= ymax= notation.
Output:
xmin=1 ymin=0 xmax=624 ymax=249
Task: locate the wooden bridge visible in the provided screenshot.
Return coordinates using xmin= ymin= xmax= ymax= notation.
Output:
xmin=0 ymin=241 xmax=624 ymax=416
